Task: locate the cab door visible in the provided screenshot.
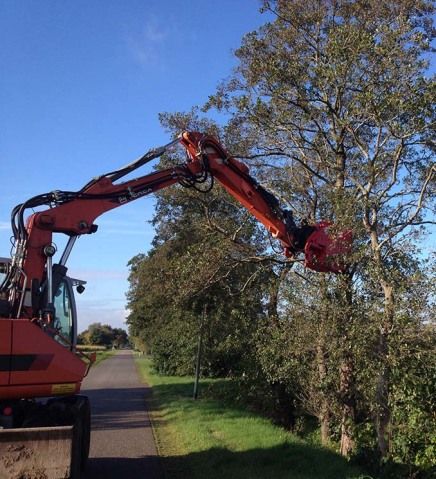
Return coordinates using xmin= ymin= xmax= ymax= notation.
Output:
xmin=52 ymin=278 xmax=77 ymax=349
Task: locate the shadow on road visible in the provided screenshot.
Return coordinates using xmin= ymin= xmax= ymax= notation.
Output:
xmin=84 ymin=386 xmax=153 ymax=430
xmin=85 ymin=456 xmax=162 ymax=479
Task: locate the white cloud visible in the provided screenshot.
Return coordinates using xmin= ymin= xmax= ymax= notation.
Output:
xmin=127 ymin=16 xmax=169 ymax=69
xmin=143 ymin=19 xmax=167 ymax=43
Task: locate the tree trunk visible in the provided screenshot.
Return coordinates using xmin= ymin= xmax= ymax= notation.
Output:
xmin=374 ymin=282 xmax=394 ymax=458
xmin=332 ymin=148 xmax=357 ymax=458
xmin=338 ymin=274 xmax=356 ymax=458
xmin=316 ymin=279 xmax=331 ymax=446
xmin=267 ymin=265 xmax=290 ymax=323
xmin=339 ymin=352 xmax=356 ymax=457
xmin=316 ymin=341 xmax=331 ymax=445
xmin=369 ymin=228 xmax=394 ymax=458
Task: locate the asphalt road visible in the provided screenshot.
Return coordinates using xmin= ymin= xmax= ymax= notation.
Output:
xmin=81 ymin=350 xmax=163 ymax=479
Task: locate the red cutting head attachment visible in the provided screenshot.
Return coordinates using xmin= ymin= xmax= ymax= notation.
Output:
xmin=304 ymin=222 xmax=352 ymax=273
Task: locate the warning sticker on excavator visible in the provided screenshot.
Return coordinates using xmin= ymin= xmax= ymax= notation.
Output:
xmin=51 ymin=383 xmax=76 ymax=395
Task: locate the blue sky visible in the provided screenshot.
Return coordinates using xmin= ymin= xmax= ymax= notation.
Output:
xmin=0 ymin=1 xmax=268 ymax=331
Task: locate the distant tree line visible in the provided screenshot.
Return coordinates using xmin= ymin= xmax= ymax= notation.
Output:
xmin=78 ymin=322 xmax=129 ymax=349
xmin=127 ymin=1 xmax=435 ymax=477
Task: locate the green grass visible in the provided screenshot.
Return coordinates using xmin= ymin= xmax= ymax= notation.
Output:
xmin=76 ymin=346 xmax=115 ymax=366
xmin=76 ymin=344 xmax=108 ymax=351
xmin=135 ymin=356 xmax=372 ymax=479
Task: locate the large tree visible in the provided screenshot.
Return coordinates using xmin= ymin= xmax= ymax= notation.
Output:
xmin=127 ymin=0 xmax=435 ymax=470
xmin=206 ymin=0 xmax=435 ymax=458
xmin=127 ymin=111 xmax=275 ymax=376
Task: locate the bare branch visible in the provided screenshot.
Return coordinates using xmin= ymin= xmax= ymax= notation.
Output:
xmin=377 ymin=164 xmax=435 ymax=250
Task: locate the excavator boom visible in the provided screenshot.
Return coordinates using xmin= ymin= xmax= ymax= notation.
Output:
xmin=2 ymin=131 xmax=350 ymax=322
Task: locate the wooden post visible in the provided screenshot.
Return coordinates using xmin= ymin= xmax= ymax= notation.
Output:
xmin=193 ymin=304 xmax=207 ymax=400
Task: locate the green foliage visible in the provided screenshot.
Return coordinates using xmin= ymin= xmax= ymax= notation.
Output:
xmin=389 ymin=322 xmax=436 ymax=469
xmin=78 ymin=322 xmax=129 ymax=348
xmin=127 ymin=0 xmax=435 ymax=474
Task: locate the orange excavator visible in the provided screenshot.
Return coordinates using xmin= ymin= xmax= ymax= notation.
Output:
xmin=0 ymin=132 xmax=351 ymax=478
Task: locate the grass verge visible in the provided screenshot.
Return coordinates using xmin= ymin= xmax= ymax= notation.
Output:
xmin=77 ymin=345 xmax=115 ymax=366
xmin=93 ymin=349 xmax=115 ymax=365
xmin=135 ymin=355 xmax=371 ymax=479
xmin=79 ymin=348 xmax=115 ymax=366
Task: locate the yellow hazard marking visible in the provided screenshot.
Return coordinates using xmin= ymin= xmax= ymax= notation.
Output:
xmin=51 ymin=383 xmax=76 ymax=395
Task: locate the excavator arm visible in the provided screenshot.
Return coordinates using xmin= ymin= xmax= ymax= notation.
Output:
xmin=1 ymin=131 xmax=351 ymax=320
xmin=180 ymin=132 xmax=351 ymax=272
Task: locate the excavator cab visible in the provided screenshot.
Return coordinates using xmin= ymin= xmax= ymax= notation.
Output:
xmin=0 ymin=261 xmax=89 ymax=400
xmin=0 ymin=255 xmax=81 ymax=350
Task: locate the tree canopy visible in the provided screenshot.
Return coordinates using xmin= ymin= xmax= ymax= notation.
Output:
xmin=78 ymin=323 xmax=129 ymax=349
xmin=127 ymin=1 xmax=435 ymax=475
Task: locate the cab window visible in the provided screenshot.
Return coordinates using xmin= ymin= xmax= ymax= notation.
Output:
xmin=53 ymin=280 xmax=74 ymax=346
xmin=0 ymin=259 xmax=10 ymax=286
